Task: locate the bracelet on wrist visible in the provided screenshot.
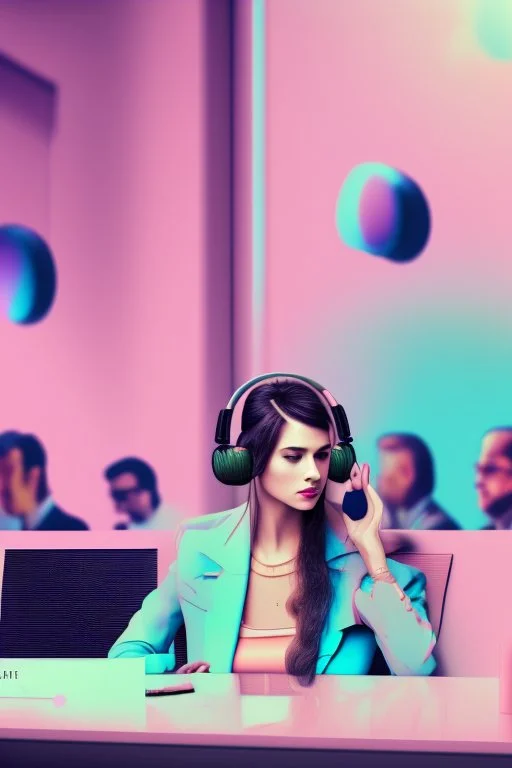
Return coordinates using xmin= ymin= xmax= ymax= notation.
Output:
xmin=371 ymin=566 xmax=389 ymax=576
xmin=371 ymin=568 xmax=399 ymax=586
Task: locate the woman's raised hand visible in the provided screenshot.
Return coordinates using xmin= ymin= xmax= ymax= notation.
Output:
xmin=341 ymin=463 xmax=383 ymax=549
xmin=325 ymin=462 xmax=384 ymax=551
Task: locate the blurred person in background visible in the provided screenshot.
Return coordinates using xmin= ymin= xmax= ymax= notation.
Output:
xmin=377 ymin=433 xmax=460 ymax=530
xmin=104 ymin=456 xmax=180 ymax=530
xmin=0 ymin=431 xmax=22 ymax=530
xmin=0 ymin=431 xmax=88 ymax=530
xmin=475 ymin=427 xmax=512 ymax=530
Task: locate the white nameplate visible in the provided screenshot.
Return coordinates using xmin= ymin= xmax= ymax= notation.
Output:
xmin=0 ymin=657 xmax=144 ymax=698
xmin=0 ymin=658 xmax=146 ymax=731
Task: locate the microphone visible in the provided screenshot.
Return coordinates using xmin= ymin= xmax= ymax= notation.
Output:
xmin=342 ymin=489 xmax=368 ymax=521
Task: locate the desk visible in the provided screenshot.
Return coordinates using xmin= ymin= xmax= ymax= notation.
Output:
xmin=2 ymin=674 xmax=512 ymax=767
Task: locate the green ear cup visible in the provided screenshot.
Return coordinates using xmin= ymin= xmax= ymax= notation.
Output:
xmin=212 ymin=446 xmax=253 ymax=486
xmin=328 ymin=443 xmax=356 ymax=483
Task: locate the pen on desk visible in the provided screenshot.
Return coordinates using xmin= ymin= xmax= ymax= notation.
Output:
xmin=145 ymin=682 xmax=195 ymax=697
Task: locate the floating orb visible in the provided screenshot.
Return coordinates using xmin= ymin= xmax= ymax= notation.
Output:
xmin=335 ymin=163 xmax=431 ymax=263
xmin=0 ymin=224 xmax=57 ymax=324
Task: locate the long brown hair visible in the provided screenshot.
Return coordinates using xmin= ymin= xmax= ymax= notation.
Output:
xmin=237 ymin=381 xmax=334 ymax=685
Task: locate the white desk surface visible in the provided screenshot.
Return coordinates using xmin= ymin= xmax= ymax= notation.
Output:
xmin=1 ymin=674 xmax=512 ymax=755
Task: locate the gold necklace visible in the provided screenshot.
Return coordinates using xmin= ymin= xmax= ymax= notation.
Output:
xmin=250 ymin=554 xmax=297 ymax=579
xmin=251 ymin=554 xmax=296 ymax=567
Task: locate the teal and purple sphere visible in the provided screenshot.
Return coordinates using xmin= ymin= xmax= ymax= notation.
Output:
xmin=336 ymin=163 xmax=431 ymax=263
xmin=0 ymin=225 xmax=57 ymax=324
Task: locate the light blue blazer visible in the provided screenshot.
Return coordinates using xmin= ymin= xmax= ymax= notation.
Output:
xmin=109 ymin=504 xmax=437 ymax=676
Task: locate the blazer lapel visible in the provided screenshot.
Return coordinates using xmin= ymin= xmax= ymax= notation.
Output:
xmin=191 ymin=504 xmax=251 ymax=672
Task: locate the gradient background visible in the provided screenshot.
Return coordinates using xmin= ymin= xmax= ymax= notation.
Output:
xmin=243 ymin=0 xmax=512 ymax=529
xmin=0 ymin=0 xmax=511 ymax=529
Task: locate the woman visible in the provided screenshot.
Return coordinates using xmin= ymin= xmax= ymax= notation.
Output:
xmin=109 ymin=379 xmax=436 ymax=683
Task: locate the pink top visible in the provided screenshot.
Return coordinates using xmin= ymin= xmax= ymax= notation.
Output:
xmin=232 ymin=556 xmax=297 ymax=674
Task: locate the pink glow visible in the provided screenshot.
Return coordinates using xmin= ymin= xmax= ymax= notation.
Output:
xmin=1 ymin=673 xmax=511 ymax=754
xmin=359 ymin=176 xmax=398 ymax=248
xmin=0 ymin=242 xmax=22 ymax=314
xmin=0 ymin=0 xmax=234 ymax=528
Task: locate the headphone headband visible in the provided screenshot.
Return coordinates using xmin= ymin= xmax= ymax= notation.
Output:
xmin=214 ymin=372 xmax=353 ymax=447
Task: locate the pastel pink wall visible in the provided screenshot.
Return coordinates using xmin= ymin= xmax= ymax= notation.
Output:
xmin=0 ymin=0 xmax=234 ymax=528
xmin=260 ymin=0 xmax=512 ymax=529
xmin=233 ymin=0 xmax=254 ymax=390
xmin=0 ymin=55 xmax=54 ymax=239
xmin=3 ymin=1 xmax=508 ymax=532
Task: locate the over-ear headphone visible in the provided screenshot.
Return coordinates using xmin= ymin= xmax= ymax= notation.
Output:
xmin=212 ymin=373 xmax=357 ymax=486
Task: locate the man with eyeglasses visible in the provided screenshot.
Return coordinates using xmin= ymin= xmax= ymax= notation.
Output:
xmin=104 ymin=457 xmax=180 ymax=530
xmin=475 ymin=428 xmax=512 ymax=530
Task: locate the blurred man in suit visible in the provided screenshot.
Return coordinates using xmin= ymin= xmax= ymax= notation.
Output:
xmin=0 ymin=431 xmax=23 ymax=530
xmin=377 ymin=433 xmax=460 ymax=530
xmin=475 ymin=427 xmax=512 ymax=530
xmin=0 ymin=431 xmax=88 ymax=530
xmin=104 ymin=457 xmax=179 ymax=530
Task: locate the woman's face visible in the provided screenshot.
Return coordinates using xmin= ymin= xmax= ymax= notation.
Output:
xmin=259 ymin=418 xmax=332 ymax=511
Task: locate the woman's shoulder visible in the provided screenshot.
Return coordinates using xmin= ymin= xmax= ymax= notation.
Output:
xmin=176 ymin=503 xmax=247 ymax=545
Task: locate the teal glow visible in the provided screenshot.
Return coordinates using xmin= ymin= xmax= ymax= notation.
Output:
xmin=252 ymin=0 xmax=266 ymax=371
xmin=475 ymin=0 xmax=512 ymax=60
xmin=336 ymin=165 xmax=369 ymax=246
xmin=9 ymin=252 xmax=34 ymax=324
xmin=343 ymin=304 xmax=512 ymax=530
